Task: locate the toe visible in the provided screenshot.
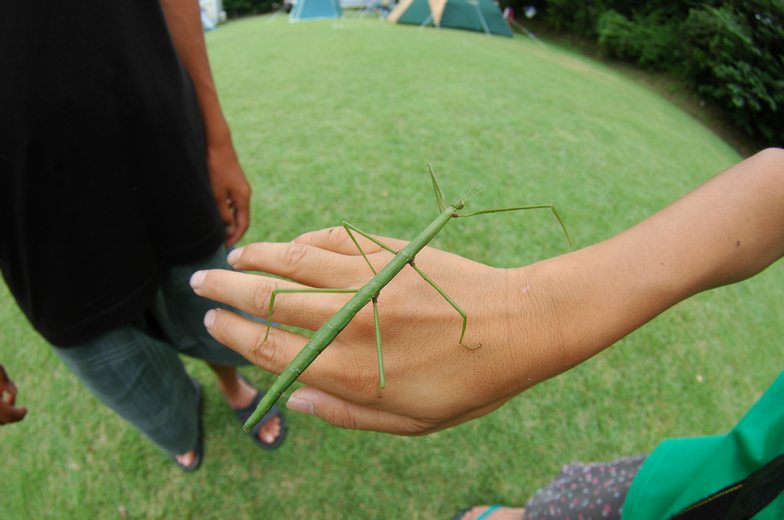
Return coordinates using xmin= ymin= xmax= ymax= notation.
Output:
xmin=175 ymin=450 xmax=197 ymax=469
xmin=258 ymin=416 xmax=282 ymax=444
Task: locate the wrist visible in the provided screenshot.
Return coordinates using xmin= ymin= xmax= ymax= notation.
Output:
xmin=204 ymin=118 xmax=232 ymax=149
xmin=503 ymin=245 xmax=672 ymax=390
xmin=467 ymin=265 xmax=569 ymax=397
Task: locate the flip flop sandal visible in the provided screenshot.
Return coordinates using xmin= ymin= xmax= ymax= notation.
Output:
xmin=233 ymin=376 xmax=287 ymax=450
xmin=171 ymin=378 xmax=204 ymax=472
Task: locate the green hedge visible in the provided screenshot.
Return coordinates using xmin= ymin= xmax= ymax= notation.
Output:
xmin=597 ymin=9 xmax=681 ymax=70
xmin=680 ymin=1 xmax=784 ymax=145
xmin=507 ymin=1 xmax=782 ymax=148
xmin=223 ymin=0 xmax=278 ymax=18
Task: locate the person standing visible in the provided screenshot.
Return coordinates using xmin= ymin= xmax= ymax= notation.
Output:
xmin=0 ymin=0 xmax=286 ymax=470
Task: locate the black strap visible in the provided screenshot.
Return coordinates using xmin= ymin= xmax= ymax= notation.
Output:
xmin=725 ymin=454 xmax=784 ymax=520
xmin=670 ymin=454 xmax=784 ymax=520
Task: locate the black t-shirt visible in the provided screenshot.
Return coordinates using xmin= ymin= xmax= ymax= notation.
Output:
xmin=0 ymin=2 xmax=225 ymax=346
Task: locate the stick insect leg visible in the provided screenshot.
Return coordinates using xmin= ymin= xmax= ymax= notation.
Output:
xmin=258 ymin=288 xmax=358 ymax=350
xmin=372 ymin=297 xmax=385 ymax=390
xmin=457 ymin=204 xmax=574 ymax=249
xmin=408 ymin=262 xmax=480 ymax=350
xmin=342 ymin=221 xmax=398 ymax=275
xmin=340 ymin=221 xmax=397 ymax=389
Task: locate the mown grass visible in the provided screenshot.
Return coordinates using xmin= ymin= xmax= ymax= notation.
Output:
xmin=1 ymin=15 xmax=781 ymax=519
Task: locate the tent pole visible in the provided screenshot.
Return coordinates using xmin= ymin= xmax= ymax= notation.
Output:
xmin=474 ymin=3 xmax=490 ymax=35
xmin=511 ymin=19 xmax=545 ymax=45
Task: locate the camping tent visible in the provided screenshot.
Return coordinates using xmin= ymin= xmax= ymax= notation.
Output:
xmin=388 ymin=0 xmax=512 ymax=37
xmin=388 ymin=0 xmax=432 ymax=25
xmin=290 ymin=0 xmax=343 ymax=21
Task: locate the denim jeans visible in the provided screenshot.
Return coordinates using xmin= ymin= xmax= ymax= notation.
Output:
xmin=54 ymin=246 xmax=249 ymax=455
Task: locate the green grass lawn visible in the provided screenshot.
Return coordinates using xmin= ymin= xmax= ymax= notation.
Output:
xmin=2 ymin=15 xmax=781 ymax=519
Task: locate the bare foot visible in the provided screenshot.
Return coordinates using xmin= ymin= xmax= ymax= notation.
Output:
xmin=175 ymin=450 xmax=199 ymax=469
xmin=220 ymin=376 xmax=282 ymax=445
xmin=457 ymin=506 xmax=525 ymax=520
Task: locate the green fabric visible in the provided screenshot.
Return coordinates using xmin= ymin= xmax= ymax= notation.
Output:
xmin=438 ymin=0 xmax=512 ymax=37
xmin=395 ymin=0 xmax=512 ymax=37
xmin=623 ymin=372 xmax=784 ymax=519
xmin=397 ymin=0 xmax=433 ymax=25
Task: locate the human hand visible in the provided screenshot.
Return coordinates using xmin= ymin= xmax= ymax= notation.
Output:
xmin=207 ymin=137 xmax=251 ymax=246
xmin=0 ymin=364 xmax=28 ymax=425
xmin=192 ymin=150 xmax=784 ymax=436
xmin=191 ymin=227 xmax=552 ymax=435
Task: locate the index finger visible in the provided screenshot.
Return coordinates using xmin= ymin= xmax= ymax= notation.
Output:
xmin=227 ymin=241 xmax=377 ymax=288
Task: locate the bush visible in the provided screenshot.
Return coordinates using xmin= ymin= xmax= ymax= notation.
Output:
xmin=543 ymin=0 xmax=609 ymax=37
xmin=597 ymin=10 xmax=681 ymax=70
xmin=681 ymin=1 xmax=784 ymax=145
xmin=514 ymin=0 xmax=782 ymax=147
xmin=223 ymin=0 xmax=278 ymax=18
xmin=539 ymin=0 xmax=697 ymax=38
xmin=597 ymin=10 xmax=636 ymax=59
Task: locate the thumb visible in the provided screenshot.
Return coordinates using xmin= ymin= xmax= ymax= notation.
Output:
xmin=286 ymin=387 xmax=429 ymax=436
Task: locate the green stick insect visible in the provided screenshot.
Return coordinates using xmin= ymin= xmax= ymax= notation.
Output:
xmin=243 ymin=167 xmax=573 ymax=432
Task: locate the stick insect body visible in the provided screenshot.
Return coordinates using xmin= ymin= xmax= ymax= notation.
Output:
xmin=243 ymin=169 xmax=573 ymax=431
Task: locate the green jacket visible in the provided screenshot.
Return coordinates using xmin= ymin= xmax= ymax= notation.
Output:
xmin=623 ymin=372 xmax=784 ymax=519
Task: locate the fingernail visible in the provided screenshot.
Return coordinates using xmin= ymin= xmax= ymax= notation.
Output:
xmin=227 ymin=248 xmax=243 ymax=266
xmin=204 ymin=309 xmax=216 ymax=329
xmin=287 ymin=395 xmax=314 ymax=415
xmin=190 ymin=270 xmax=206 ymax=290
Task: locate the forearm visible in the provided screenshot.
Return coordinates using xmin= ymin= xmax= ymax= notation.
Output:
xmin=160 ymin=0 xmax=230 ymax=146
xmin=161 ymin=0 xmax=251 ymax=245
xmin=518 ymin=148 xmax=784 ymax=378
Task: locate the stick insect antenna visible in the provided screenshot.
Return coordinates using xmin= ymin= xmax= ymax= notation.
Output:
xmin=458 ymin=185 xmax=482 ymax=203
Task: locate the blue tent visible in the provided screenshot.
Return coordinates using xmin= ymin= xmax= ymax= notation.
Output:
xmin=290 ymin=0 xmax=342 ymax=21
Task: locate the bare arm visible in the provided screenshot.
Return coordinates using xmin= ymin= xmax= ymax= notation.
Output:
xmin=191 ymin=148 xmax=784 ymax=434
xmin=527 ymin=147 xmax=784 ymax=378
xmin=160 ymin=0 xmax=251 ymax=246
